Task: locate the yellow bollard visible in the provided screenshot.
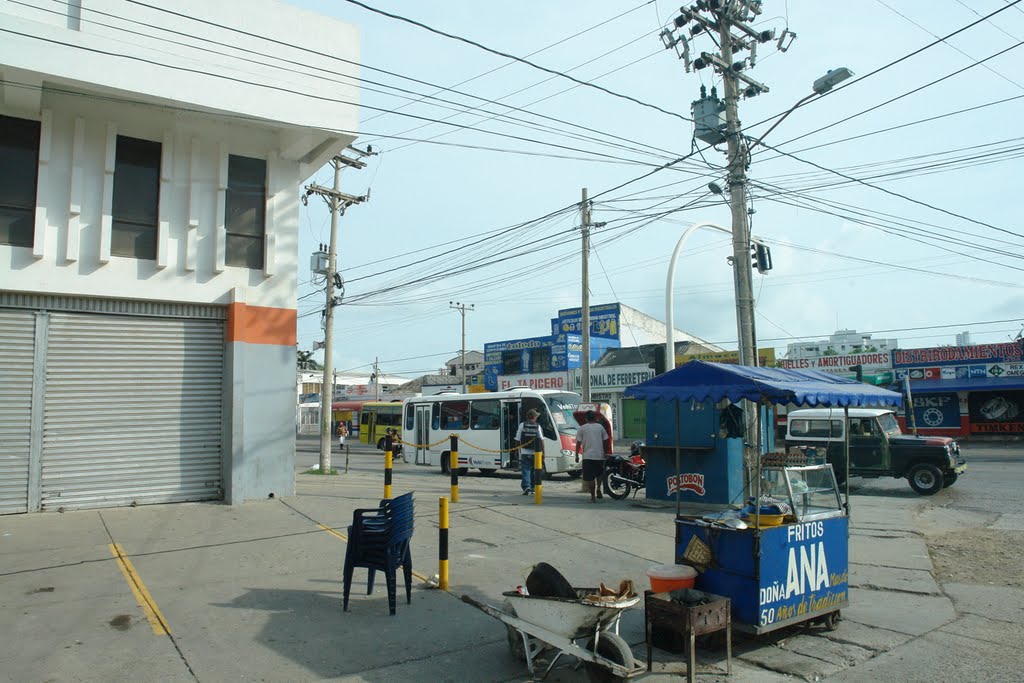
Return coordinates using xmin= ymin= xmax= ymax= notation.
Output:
xmin=439 ymin=497 xmax=449 ymax=591
xmin=533 ymin=450 xmax=543 ymax=505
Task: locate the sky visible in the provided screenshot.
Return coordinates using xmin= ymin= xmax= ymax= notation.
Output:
xmin=289 ymin=0 xmax=1024 ymax=382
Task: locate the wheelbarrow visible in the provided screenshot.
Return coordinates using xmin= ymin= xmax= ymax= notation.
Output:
xmin=461 ymin=587 xmax=645 ymax=682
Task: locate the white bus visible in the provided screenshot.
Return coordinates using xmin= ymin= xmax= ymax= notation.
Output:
xmin=401 ymin=388 xmax=584 ymax=477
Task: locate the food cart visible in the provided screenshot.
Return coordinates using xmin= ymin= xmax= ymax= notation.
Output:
xmin=624 ymin=361 xmax=903 ymax=634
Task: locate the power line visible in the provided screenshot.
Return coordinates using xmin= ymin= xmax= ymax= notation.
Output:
xmin=755 ymin=140 xmax=1024 ymax=241
xmin=339 ymin=0 xmax=694 ymax=124
xmin=746 ymin=0 xmax=1024 ymax=136
xmin=15 ymin=0 xmax=682 ymax=168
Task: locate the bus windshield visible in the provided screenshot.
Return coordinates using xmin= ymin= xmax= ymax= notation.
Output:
xmin=545 ymin=392 xmax=582 ymax=436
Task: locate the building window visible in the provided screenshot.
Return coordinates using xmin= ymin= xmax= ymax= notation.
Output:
xmin=530 ymin=347 xmax=552 ymax=373
xmin=225 ymin=154 xmax=266 ymax=269
xmin=502 ymin=350 xmax=523 ymax=374
xmin=0 ymin=115 xmax=41 ymax=247
xmin=111 ymin=135 xmax=161 ymax=259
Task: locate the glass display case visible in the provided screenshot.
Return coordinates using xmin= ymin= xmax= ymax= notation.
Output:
xmin=760 ymin=464 xmax=844 ymax=522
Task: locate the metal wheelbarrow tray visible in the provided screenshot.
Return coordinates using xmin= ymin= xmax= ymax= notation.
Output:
xmin=462 ymin=587 xmax=645 ymax=682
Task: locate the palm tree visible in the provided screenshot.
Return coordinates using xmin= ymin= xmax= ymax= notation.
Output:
xmin=297 ymin=350 xmax=321 ymax=371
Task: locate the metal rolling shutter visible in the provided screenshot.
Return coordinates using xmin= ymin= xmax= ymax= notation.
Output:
xmin=0 ymin=310 xmax=35 ymax=514
xmin=41 ymin=312 xmax=224 ymax=510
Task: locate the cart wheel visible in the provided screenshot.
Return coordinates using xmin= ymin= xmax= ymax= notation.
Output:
xmin=584 ymin=632 xmax=634 ymax=683
xmin=823 ymin=610 xmax=841 ymax=632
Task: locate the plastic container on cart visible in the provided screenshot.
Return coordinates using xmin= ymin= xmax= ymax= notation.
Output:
xmin=646 ymin=564 xmax=697 ymax=592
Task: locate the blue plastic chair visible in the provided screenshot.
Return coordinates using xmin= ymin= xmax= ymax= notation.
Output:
xmin=343 ymin=492 xmax=415 ymax=615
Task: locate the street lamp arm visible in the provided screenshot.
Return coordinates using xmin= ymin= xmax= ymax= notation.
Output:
xmin=746 ymin=91 xmax=817 ymax=154
xmin=665 ymin=221 xmax=732 ymax=372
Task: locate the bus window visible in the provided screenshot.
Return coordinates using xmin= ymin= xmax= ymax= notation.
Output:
xmin=431 ymin=402 xmax=440 ymax=430
xmin=544 ymin=392 xmax=582 ymax=438
xmin=470 ymin=399 xmax=500 ymax=430
xmin=404 ymin=403 xmax=414 ymax=430
xmin=441 ymin=400 xmax=469 ymax=430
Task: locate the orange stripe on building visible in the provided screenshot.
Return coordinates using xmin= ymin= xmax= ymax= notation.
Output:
xmin=225 ymin=302 xmax=296 ymax=346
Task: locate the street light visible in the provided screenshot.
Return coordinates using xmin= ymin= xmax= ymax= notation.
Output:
xmin=664 ymin=221 xmax=733 ymax=372
xmin=747 ymin=67 xmax=853 ymax=153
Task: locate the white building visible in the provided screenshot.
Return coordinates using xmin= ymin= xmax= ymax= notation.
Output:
xmin=0 ymin=0 xmax=359 ymax=513
xmin=785 ymin=329 xmax=899 ymax=360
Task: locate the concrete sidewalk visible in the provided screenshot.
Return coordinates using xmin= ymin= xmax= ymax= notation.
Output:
xmin=0 ymin=448 xmax=1005 ymax=681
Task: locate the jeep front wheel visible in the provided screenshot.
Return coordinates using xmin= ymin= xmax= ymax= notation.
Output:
xmin=908 ymin=463 xmax=943 ymax=495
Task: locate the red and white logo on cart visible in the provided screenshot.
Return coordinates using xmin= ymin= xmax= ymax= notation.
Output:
xmin=667 ymin=473 xmax=706 ymax=496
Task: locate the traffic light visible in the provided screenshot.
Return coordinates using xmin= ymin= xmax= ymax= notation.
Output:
xmin=751 ymin=242 xmax=772 ymax=274
xmin=647 ymin=346 xmax=666 ymax=375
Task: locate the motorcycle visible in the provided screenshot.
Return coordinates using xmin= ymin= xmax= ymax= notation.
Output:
xmin=602 ymin=440 xmax=646 ymax=500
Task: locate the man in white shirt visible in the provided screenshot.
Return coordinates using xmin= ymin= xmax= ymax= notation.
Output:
xmin=575 ymin=410 xmax=608 ymax=503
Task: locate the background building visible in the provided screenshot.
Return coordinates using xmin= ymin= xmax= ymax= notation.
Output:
xmin=483 ymin=302 xmax=717 ymax=391
xmin=784 ymin=329 xmax=898 ymax=360
xmin=0 ymin=0 xmax=358 ymax=513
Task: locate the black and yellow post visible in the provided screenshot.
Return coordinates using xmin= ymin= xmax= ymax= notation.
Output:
xmin=384 ymin=433 xmax=393 ymax=499
xmin=449 ymin=435 xmax=459 ymax=503
xmin=533 ymin=445 xmax=543 ymax=504
xmin=439 ymin=497 xmax=449 ymax=590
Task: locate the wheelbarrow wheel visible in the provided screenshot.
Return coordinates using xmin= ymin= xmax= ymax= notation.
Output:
xmin=502 ymin=599 xmax=526 ymax=661
xmin=584 ymin=632 xmax=634 ymax=683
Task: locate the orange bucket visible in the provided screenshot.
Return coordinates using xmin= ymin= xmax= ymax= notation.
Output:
xmin=646 ymin=564 xmax=697 ymax=592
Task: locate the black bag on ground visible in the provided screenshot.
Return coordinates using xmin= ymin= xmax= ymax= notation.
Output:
xmin=525 ymin=562 xmax=576 ymax=599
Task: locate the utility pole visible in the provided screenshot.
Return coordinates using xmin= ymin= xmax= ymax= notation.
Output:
xmin=718 ymin=22 xmax=758 ymax=369
xmin=449 ymin=302 xmax=474 ymax=393
xmin=305 ymin=147 xmax=372 ymax=475
xmin=580 ymin=188 xmax=591 ymax=402
xmin=662 ymin=3 xmax=781 ymax=484
xmin=373 ymin=357 xmax=380 ymax=401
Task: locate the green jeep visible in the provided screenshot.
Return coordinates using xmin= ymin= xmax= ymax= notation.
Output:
xmin=785 ymin=408 xmax=967 ymax=496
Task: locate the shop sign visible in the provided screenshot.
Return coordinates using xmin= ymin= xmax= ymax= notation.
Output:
xmin=968 ymin=390 xmax=1024 ymax=434
xmin=778 ymin=352 xmax=891 ymax=378
xmin=911 ymin=392 xmax=960 ymax=428
xmin=893 ymin=341 xmax=1024 ymax=368
xmin=498 ymin=372 xmax=569 ymax=391
xmin=572 ymin=364 xmax=654 ymax=391
xmin=555 ymin=303 xmax=621 ymax=339
xmin=666 ymin=473 xmax=705 ymax=496
xmin=758 ymin=518 xmax=849 ymax=628
xmin=1006 ymin=363 xmax=1024 ymax=378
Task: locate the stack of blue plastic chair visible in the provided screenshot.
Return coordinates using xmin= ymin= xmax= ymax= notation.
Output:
xmin=343 ymin=491 xmax=415 ymax=615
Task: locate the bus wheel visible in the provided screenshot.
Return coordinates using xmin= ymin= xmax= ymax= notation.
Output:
xmin=457 ymin=467 xmax=469 ymax=476
xmin=440 ymin=452 xmax=451 ymax=474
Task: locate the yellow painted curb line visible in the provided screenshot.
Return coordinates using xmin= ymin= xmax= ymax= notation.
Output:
xmin=109 ymin=543 xmax=170 ymax=636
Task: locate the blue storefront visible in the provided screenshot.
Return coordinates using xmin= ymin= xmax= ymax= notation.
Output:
xmin=892 ymin=340 xmax=1024 ymax=437
xmin=483 ymin=304 xmax=624 ymax=391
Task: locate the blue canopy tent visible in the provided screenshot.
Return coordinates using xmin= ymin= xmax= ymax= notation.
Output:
xmin=624 ymin=360 xmax=903 ymax=408
xmin=624 ymin=360 xmax=903 ymax=516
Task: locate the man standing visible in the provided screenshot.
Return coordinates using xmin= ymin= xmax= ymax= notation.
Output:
xmin=576 ymin=410 xmax=608 ymax=503
xmin=337 ymin=421 xmax=349 ymax=449
xmin=515 ymin=409 xmax=543 ymax=496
